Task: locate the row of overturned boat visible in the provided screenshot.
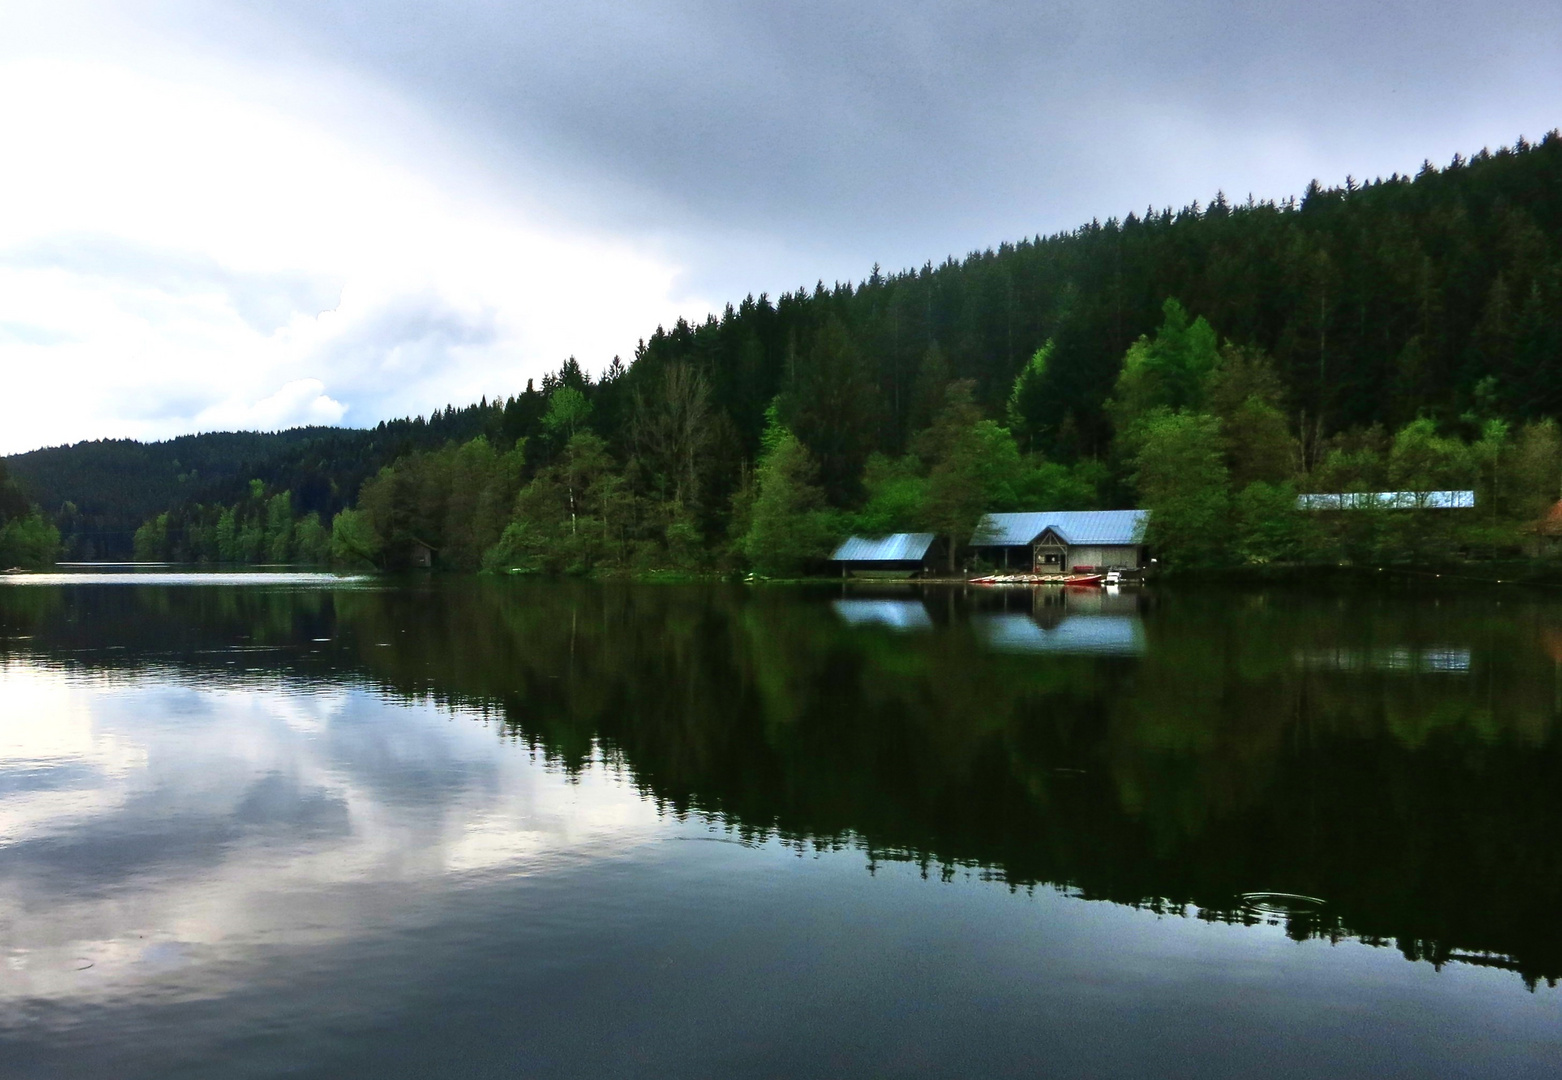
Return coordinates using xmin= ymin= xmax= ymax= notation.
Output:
xmin=968 ymin=570 xmax=1137 ymax=588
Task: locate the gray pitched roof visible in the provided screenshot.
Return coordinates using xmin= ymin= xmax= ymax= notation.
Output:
xmin=971 ymin=510 xmax=1148 ymax=547
xmin=830 ymin=532 xmax=937 ymax=562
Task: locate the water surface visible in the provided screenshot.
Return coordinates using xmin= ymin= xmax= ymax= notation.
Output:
xmin=2 ymin=575 xmax=1560 ymax=1077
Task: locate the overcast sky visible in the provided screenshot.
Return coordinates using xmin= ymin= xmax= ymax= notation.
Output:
xmin=2 ymin=0 xmax=1559 ymax=455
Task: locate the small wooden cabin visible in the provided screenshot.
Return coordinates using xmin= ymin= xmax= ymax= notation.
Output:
xmin=830 ymin=533 xmax=941 ymax=578
xmin=970 ymin=511 xmax=1149 ymax=573
xmin=409 ymin=538 xmax=436 ymax=569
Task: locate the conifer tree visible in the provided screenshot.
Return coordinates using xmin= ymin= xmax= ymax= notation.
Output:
xmin=741 ymin=406 xmax=834 ymax=575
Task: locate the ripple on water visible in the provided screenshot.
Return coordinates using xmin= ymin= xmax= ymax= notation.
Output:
xmin=1239 ymin=891 xmax=1329 ymax=919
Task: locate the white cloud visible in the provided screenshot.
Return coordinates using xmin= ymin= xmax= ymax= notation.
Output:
xmin=194 ymin=378 xmax=348 ymax=430
xmin=0 ymin=29 xmax=709 ymax=454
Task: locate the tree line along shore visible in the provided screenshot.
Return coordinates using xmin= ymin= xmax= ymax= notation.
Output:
xmin=5 ymin=134 xmax=1562 ymax=577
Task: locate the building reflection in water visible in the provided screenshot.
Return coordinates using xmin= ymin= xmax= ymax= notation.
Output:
xmin=969 ymin=585 xmax=1147 ymax=656
xmin=1295 ymin=647 xmax=1472 ymax=673
xmin=830 ymin=598 xmax=934 ymax=631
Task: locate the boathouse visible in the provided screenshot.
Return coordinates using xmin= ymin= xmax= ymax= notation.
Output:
xmin=830 ymin=533 xmax=941 ymax=578
xmin=970 ymin=511 xmax=1149 ymax=573
xmin=409 ymin=538 xmax=436 ymax=569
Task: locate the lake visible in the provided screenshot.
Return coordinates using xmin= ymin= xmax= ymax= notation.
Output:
xmin=2 ymin=573 xmax=1560 ymax=1077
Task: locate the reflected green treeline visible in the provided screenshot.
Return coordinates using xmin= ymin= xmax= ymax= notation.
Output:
xmin=5 ymin=580 xmax=1562 ymax=986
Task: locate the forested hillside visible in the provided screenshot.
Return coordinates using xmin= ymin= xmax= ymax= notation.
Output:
xmin=609 ymin=132 xmax=1562 ymax=473
xmin=13 ymin=132 xmax=1562 ymax=571
xmin=6 ymin=407 xmax=498 ymax=558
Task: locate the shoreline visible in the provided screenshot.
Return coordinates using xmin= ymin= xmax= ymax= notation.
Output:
xmin=21 ymin=558 xmax=1562 ymax=591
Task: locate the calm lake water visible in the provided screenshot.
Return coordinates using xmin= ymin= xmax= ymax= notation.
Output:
xmin=2 ymin=573 xmax=1561 ymax=1078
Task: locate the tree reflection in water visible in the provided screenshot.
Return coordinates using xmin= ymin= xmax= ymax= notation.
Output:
xmin=5 ymin=578 xmax=1561 ymax=988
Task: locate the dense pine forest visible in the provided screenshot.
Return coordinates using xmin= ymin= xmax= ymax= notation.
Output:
xmin=5 ymin=410 xmax=500 ymax=561
xmin=7 ymin=133 xmax=1562 ymax=572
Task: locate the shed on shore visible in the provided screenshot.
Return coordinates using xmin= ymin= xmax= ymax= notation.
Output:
xmin=409 ymin=537 xmax=436 ymax=569
xmin=970 ymin=511 xmax=1149 ymax=573
xmin=830 ymin=533 xmax=941 ymax=578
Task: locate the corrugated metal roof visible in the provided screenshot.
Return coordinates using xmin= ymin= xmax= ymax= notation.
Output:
xmin=971 ymin=510 xmax=1148 ymax=547
xmin=1296 ymin=490 xmax=1475 ymax=510
xmin=830 ymin=533 xmax=937 ymax=562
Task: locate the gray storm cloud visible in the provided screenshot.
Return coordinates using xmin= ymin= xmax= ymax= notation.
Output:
xmin=193 ymin=0 xmax=1562 ymax=292
xmin=2 ymin=0 xmax=1559 ymax=453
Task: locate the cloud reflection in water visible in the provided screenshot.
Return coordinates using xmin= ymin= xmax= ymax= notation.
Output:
xmin=0 ymin=665 xmax=663 ymax=1006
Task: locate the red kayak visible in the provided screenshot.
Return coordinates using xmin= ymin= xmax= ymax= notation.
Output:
xmin=1064 ymin=574 xmax=1104 ymax=587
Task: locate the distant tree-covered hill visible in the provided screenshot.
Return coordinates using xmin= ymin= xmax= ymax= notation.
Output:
xmin=5 ymin=405 xmax=500 ymax=558
xmin=9 ymin=132 xmax=1562 ymax=567
xmin=612 ymin=133 xmax=1562 ymax=475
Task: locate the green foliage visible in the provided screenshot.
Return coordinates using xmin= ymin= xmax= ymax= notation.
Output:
xmin=1311 ymin=426 xmax=1391 ymax=493
xmin=1231 ymin=481 xmax=1311 ymax=564
xmin=265 ymin=491 xmax=293 ymax=563
xmin=1220 ymin=396 xmax=1296 ymax=487
xmin=1204 ymin=344 xmax=1295 ymax=486
xmin=758 ymin=399 xmax=789 ymax=459
xmin=1007 ymin=459 xmax=1102 ymax=513
xmin=1133 ymin=411 xmax=1231 ymax=570
xmin=1006 ymin=341 xmax=1052 ymax=452
xmin=0 ymin=460 xmax=56 ymax=568
xmin=133 ymin=513 xmax=169 ymax=562
xmin=781 ymin=315 xmax=882 ymax=504
xmin=853 ymin=454 xmax=927 ymax=536
xmin=742 ymin=415 xmax=837 ymax=575
xmin=1505 ymin=419 xmax=1562 ymax=522
xmin=1388 ymin=418 xmax=1472 ymax=494
xmin=0 ymin=462 xmax=30 ymax=527
xmin=215 ymin=508 xmax=238 ymax=562
xmin=630 ymin=362 xmax=713 ymax=512
xmin=128 ymin=482 xmax=339 ymax=566
xmin=330 ymin=508 xmax=382 ymax=569
xmin=356 ymin=436 xmax=528 ymax=570
xmin=484 ymin=495 xmax=563 ymax=576
xmin=483 ymin=431 xmax=632 ymax=575
xmin=293 ymin=513 xmax=331 ymax=565
xmin=239 ymin=520 xmax=265 ymax=563
xmin=542 ymin=387 xmax=593 ymax=440
xmin=1109 ymin=299 xmax=1221 ymax=441
xmin=916 ymin=384 xmax=1009 ymax=564
xmin=0 ymin=510 xmax=61 ymax=569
